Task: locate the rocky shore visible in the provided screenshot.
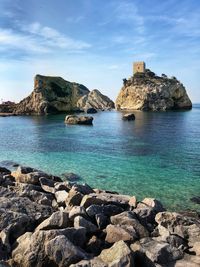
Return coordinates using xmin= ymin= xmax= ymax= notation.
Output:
xmin=0 ymin=166 xmax=200 ymax=267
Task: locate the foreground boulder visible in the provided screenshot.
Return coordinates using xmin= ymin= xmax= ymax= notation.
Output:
xmin=116 ymin=69 xmax=192 ymax=111
xmin=45 ymin=235 xmax=87 ymax=266
xmin=65 ymin=115 xmax=93 ymax=125
xmin=12 ymin=228 xmax=87 ymax=267
xmin=77 ymin=89 xmax=114 ymax=111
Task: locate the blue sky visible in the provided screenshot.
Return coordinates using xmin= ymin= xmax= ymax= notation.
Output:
xmin=0 ymin=0 xmax=200 ymax=102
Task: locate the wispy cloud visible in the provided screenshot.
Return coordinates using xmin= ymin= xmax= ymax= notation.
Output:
xmin=0 ymin=22 xmax=91 ymax=58
xmin=0 ymin=28 xmax=50 ymax=54
xmin=21 ymin=22 xmax=91 ymax=50
xmin=146 ymin=12 xmax=200 ymax=38
xmin=65 ymin=16 xmax=85 ymax=24
xmin=114 ymin=1 xmax=145 ymax=34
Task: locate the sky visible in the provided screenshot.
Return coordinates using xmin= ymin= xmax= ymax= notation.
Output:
xmin=0 ymin=0 xmax=200 ymax=103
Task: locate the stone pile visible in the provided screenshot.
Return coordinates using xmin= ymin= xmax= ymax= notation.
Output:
xmin=0 ymin=166 xmax=199 ymax=266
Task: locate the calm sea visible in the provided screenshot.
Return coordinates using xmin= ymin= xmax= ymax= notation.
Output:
xmin=0 ymin=105 xmax=200 ymax=211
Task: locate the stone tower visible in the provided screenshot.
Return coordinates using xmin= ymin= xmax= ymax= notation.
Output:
xmin=133 ymin=61 xmax=146 ymax=74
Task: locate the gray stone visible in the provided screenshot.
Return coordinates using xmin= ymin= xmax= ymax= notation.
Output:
xmin=86 ymin=235 xmax=104 ymax=255
xmin=55 ymin=190 xmax=69 ymax=206
xmin=54 ymin=181 xmax=72 ymax=192
xmin=137 ymin=198 xmax=164 ymax=213
xmin=70 ymin=258 xmax=107 ymax=267
xmin=35 ymin=211 xmax=69 ymax=231
xmin=72 ymin=183 xmax=94 ymax=195
xmin=12 ymin=228 xmax=87 ymax=267
xmin=69 ymin=206 xmax=87 ymax=221
xmin=111 ymin=211 xmax=149 ymax=238
xmin=86 ymin=204 xmax=123 ymax=219
xmin=95 ymin=213 xmax=109 ymax=229
xmin=39 ymin=177 xmax=55 ymax=193
xmin=155 ymin=212 xmax=200 ymax=244
xmin=81 ymin=193 xmax=130 ymax=209
xmin=45 ymin=235 xmax=86 ymax=266
xmin=74 ymin=216 xmax=98 ymax=234
xmin=0 ymin=167 xmax=11 ymax=175
xmin=66 ymin=188 xmax=83 ymax=207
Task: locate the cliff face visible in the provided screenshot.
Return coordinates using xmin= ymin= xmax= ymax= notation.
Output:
xmin=115 ymin=71 xmax=192 ymax=111
xmin=77 ymin=89 xmax=115 ymax=110
xmin=14 ymin=75 xmax=90 ymax=115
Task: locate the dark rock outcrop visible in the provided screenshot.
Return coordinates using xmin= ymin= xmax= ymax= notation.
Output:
xmin=77 ymin=89 xmax=115 ymax=111
xmin=122 ymin=113 xmax=135 ymax=121
xmin=116 ymin=70 xmax=192 ymax=111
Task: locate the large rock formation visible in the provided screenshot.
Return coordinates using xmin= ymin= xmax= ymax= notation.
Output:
xmin=14 ymin=75 xmax=90 ymax=115
xmin=116 ymin=70 xmax=192 ymax=111
xmin=77 ymin=89 xmax=115 ymax=111
xmin=13 ymin=76 xmax=114 ymax=115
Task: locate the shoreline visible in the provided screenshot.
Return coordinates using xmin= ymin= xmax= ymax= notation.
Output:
xmin=0 ymin=165 xmax=199 ymax=266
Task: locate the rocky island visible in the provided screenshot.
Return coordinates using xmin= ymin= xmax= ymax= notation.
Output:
xmin=0 ymin=165 xmax=199 ymax=267
xmin=7 ymin=75 xmax=114 ymax=115
xmin=116 ymin=62 xmax=192 ymax=111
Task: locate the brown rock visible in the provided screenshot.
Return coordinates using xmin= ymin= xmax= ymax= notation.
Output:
xmin=65 ymin=115 xmax=93 ymax=125
xmin=110 ymin=211 xmax=149 ymax=239
xmin=105 ymin=224 xmax=137 ymax=243
xmin=99 ymin=240 xmax=134 ymax=267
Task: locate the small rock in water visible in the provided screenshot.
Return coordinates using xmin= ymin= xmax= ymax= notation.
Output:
xmin=190 ymin=196 xmax=200 ymax=204
xmin=86 ymin=107 xmax=97 ymax=114
xmin=122 ymin=113 xmax=135 ymax=121
xmin=61 ymin=172 xmax=81 ymax=182
xmin=65 ymin=115 xmax=93 ymax=125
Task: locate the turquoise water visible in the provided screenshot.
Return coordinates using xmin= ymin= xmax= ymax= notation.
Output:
xmin=0 ymin=106 xmax=200 ymax=211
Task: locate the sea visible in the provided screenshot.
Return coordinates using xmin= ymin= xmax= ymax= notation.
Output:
xmin=0 ymin=105 xmax=200 ymax=212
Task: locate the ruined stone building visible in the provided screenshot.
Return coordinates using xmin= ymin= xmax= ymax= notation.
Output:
xmin=133 ymin=61 xmax=146 ymax=74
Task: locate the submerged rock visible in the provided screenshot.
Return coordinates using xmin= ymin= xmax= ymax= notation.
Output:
xmin=65 ymin=115 xmax=93 ymax=125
